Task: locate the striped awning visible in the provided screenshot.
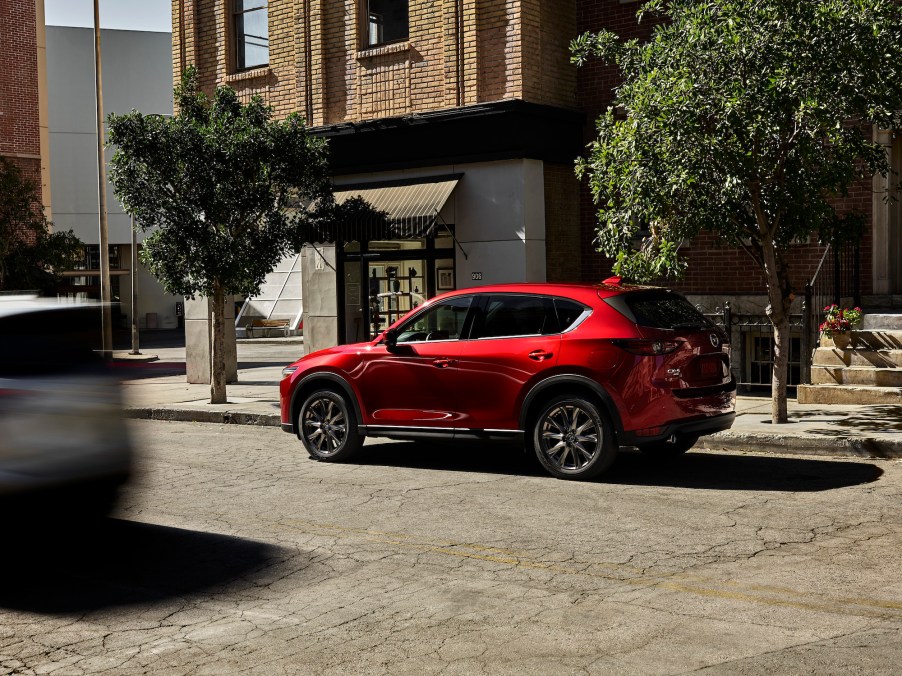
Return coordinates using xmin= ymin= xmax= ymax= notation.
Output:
xmin=332 ymin=174 xmax=460 ymax=240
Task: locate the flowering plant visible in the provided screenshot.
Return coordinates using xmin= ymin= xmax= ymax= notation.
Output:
xmin=819 ymin=305 xmax=863 ymax=337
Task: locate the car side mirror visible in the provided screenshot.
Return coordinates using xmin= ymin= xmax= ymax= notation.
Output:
xmin=383 ymin=328 xmax=398 ymax=349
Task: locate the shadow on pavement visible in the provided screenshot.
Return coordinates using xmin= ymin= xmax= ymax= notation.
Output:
xmin=785 ymin=406 xmax=902 ymax=434
xmin=355 ymin=441 xmax=883 ymax=491
xmin=0 ymin=519 xmax=288 ymax=614
xmin=605 ymin=450 xmax=883 ymax=490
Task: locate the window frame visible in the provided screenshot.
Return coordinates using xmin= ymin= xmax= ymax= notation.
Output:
xmin=363 ymin=0 xmax=410 ymax=49
xmin=233 ymin=0 xmax=269 ymax=72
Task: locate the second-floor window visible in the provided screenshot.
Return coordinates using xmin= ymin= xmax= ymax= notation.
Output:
xmin=234 ymin=0 xmax=269 ymax=70
xmin=367 ymin=0 xmax=408 ymax=47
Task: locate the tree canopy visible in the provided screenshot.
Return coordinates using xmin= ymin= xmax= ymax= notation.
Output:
xmin=572 ymin=0 xmax=902 ymax=285
xmin=108 ymin=67 xmax=337 ymax=301
xmin=108 ymin=68 xmax=362 ymax=402
xmin=0 ymin=157 xmax=83 ymax=294
xmin=572 ymin=0 xmax=902 ymax=422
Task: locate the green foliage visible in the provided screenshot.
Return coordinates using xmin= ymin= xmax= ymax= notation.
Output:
xmin=0 ymin=157 xmax=84 ymax=293
xmin=572 ymin=0 xmax=902 ymax=285
xmin=107 ymin=67 xmax=337 ymax=299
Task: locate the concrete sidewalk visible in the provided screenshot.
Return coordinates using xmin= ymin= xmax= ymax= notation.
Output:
xmin=117 ymin=336 xmax=902 ymax=458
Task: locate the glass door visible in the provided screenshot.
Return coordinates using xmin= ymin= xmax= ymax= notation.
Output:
xmin=340 ymin=233 xmax=456 ymax=343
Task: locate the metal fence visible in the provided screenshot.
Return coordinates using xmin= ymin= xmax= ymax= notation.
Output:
xmin=694 ymin=238 xmax=860 ymax=389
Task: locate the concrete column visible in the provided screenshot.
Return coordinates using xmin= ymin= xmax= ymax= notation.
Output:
xmin=301 ymin=243 xmax=338 ymax=354
xmin=185 ymin=295 xmax=238 ymax=384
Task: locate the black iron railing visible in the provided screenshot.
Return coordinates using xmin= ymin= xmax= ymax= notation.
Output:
xmin=803 ymin=239 xmax=861 ymax=382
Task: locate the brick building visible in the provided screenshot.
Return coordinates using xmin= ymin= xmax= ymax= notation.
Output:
xmin=0 ymin=0 xmax=51 ymax=215
xmin=173 ymin=1 xmax=900 ymax=376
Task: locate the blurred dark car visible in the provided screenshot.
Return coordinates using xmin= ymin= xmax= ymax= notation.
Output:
xmin=0 ymin=297 xmax=132 ymax=518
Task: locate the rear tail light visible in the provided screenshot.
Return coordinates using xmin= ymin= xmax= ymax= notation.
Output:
xmin=611 ymin=339 xmax=680 ymax=356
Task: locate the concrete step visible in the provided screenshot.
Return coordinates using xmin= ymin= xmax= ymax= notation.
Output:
xmin=812 ymin=347 xmax=902 ymax=368
xmin=825 ymin=330 xmax=902 ymax=350
xmin=797 ymin=384 xmax=902 ymax=405
xmin=861 ymin=314 xmax=902 ymax=330
xmin=811 ymin=365 xmax=902 ymax=387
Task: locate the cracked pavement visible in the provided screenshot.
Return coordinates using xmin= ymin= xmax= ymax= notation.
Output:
xmin=2 ymin=420 xmax=902 ymax=674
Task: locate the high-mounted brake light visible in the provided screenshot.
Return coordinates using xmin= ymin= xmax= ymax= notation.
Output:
xmin=602 ymin=275 xmax=622 ymax=286
xmin=611 ymin=339 xmax=680 ymax=356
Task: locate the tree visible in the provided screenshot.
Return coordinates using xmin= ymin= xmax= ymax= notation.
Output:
xmin=108 ymin=67 xmax=341 ymax=404
xmin=572 ymin=0 xmax=902 ymax=423
xmin=0 ymin=157 xmax=83 ymax=294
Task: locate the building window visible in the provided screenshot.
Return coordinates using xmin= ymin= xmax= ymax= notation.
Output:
xmin=366 ymin=0 xmax=408 ymax=47
xmin=234 ymin=0 xmax=269 ymax=70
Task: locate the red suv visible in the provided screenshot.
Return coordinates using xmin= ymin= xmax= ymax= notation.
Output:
xmin=280 ymin=281 xmax=735 ymax=480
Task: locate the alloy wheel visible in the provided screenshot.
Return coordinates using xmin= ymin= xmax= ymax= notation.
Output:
xmin=538 ymin=403 xmax=601 ymax=472
xmin=302 ymin=396 xmax=348 ymax=457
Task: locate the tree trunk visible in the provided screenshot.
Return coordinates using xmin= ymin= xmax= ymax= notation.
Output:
xmin=210 ymin=280 xmax=227 ymax=404
xmin=760 ymin=240 xmax=790 ymax=424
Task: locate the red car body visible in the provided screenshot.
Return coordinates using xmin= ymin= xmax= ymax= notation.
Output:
xmin=280 ymin=281 xmax=735 ymax=479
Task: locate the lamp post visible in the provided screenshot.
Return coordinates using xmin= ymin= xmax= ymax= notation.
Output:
xmin=93 ymin=0 xmax=113 ymax=357
xmin=130 ymin=215 xmax=140 ymax=355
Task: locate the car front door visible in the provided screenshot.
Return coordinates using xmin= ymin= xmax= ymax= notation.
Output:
xmin=456 ymin=294 xmax=562 ymax=430
xmin=353 ymin=295 xmax=474 ymax=430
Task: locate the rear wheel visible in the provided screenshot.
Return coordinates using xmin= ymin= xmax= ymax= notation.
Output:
xmin=531 ymin=395 xmax=616 ymax=480
xmin=298 ymin=389 xmax=362 ymax=461
xmin=639 ymin=434 xmax=699 ymax=457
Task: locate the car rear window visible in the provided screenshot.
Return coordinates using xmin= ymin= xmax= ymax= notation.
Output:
xmin=615 ymin=291 xmax=714 ymax=330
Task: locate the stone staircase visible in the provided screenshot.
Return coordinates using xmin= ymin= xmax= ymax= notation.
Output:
xmin=797 ymin=310 xmax=902 ymax=404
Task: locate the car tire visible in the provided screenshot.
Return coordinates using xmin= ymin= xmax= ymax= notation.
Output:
xmin=298 ymin=389 xmax=363 ymax=462
xmin=531 ymin=394 xmax=616 ymax=480
xmin=638 ymin=434 xmax=699 ymax=457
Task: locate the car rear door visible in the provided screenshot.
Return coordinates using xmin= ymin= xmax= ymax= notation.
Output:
xmin=455 ymin=294 xmax=562 ymax=431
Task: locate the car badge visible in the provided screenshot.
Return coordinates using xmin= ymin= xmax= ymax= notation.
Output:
xmin=710 ymin=333 xmax=720 ymax=348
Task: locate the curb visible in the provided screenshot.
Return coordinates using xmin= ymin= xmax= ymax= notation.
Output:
xmin=699 ymin=432 xmax=902 ymax=459
xmin=125 ymin=407 xmax=902 ymax=459
xmin=125 ymin=407 xmax=280 ymax=427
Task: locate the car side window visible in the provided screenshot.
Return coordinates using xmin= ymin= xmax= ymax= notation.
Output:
xmin=396 ymin=296 xmax=473 ymax=343
xmin=554 ymin=298 xmax=589 ymax=332
xmin=475 ymin=295 xmax=558 ymax=339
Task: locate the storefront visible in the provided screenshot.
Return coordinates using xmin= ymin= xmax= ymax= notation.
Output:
xmin=301 ymin=159 xmax=550 ymax=354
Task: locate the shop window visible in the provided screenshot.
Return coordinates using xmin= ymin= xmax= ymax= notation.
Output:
xmin=366 ymin=0 xmax=408 ymax=47
xmin=234 ymin=0 xmax=269 ymax=70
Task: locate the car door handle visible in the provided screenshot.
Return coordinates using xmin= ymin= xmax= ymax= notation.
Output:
xmin=528 ymin=350 xmax=553 ymax=361
xmin=432 ymin=358 xmax=455 ymax=368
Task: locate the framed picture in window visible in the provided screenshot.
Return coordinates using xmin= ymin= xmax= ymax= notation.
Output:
xmin=437 ymin=268 xmax=454 ymax=290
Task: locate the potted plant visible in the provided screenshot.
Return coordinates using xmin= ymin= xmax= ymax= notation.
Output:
xmin=819 ymin=304 xmax=863 ymax=348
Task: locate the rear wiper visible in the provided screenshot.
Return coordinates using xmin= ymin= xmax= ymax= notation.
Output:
xmin=671 ymin=321 xmax=708 ymax=329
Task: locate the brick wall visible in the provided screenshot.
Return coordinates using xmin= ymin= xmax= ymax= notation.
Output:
xmin=544 ymin=163 xmax=582 ymax=282
xmin=174 ymin=0 xmax=578 ymax=125
xmin=1 ymin=0 xmax=43 ymax=209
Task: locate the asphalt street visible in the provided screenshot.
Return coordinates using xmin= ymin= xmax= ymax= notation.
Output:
xmin=2 ymin=420 xmax=901 ymax=674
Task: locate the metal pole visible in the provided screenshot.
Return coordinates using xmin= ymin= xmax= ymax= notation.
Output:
xmin=130 ymin=214 xmax=140 ymax=355
xmin=93 ymin=0 xmax=113 ymax=358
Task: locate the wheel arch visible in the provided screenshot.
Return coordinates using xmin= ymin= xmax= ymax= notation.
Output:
xmin=519 ymin=375 xmax=623 ymax=440
xmin=290 ymin=372 xmax=364 ymax=436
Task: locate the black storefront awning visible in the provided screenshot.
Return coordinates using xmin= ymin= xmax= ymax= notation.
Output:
xmin=331 ymin=174 xmax=461 ymax=241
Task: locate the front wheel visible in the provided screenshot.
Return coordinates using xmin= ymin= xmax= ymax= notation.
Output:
xmin=531 ymin=395 xmax=616 ymax=480
xmin=298 ymin=389 xmax=363 ymax=462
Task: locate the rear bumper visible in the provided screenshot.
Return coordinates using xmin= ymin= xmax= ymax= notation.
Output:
xmin=281 ymin=423 xmax=295 ymax=434
xmin=620 ymin=411 xmax=736 ymax=447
